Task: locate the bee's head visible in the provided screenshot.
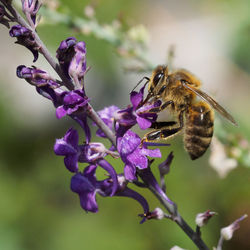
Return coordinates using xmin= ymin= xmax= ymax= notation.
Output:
xmin=148 ymin=65 xmax=168 ymax=96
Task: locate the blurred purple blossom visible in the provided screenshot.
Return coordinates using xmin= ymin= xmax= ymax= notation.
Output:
xmin=16 ymin=65 xmax=58 ymax=87
xmin=56 ymin=89 xmax=89 ymax=119
xmin=56 ymin=37 xmax=87 ymax=86
xmin=68 ymin=41 xmax=87 ymax=84
xmin=9 ymin=25 xmax=39 ymax=62
xmin=95 ymin=105 xmax=120 ymax=138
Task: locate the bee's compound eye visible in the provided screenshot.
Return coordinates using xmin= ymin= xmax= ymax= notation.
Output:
xmin=153 ymin=72 xmax=164 ymax=86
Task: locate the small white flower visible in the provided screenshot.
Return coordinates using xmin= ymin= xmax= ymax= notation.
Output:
xmin=170 ymin=246 xmax=187 ymax=250
xmin=195 ymin=210 xmax=217 ymax=227
xmin=84 ymin=5 xmax=95 ymax=18
xmin=209 ymin=137 xmax=237 ymax=178
xmin=153 ymin=207 xmax=165 ymax=220
xmin=220 ymin=214 xmax=248 ymax=240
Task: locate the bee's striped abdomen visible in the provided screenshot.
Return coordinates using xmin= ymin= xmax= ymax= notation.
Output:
xmin=184 ymin=102 xmax=214 ymax=160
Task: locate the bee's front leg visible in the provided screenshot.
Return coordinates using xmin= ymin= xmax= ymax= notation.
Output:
xmin=148 ymin=100 xmax=174 ymax=113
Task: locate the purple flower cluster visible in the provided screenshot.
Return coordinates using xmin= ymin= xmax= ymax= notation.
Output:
xmin=2 ymin=1 xmax=174 ymax=223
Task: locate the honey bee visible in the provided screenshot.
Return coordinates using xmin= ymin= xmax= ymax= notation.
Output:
xmin=141 ymin=65 xmax=237 ymax=160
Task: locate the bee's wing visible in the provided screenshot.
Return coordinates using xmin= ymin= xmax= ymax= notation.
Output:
xmin=182 ymin=82 xmax=238 ymax=126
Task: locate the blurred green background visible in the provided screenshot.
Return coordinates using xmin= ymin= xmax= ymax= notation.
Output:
xmin=0 ymin=0 xmax=250 ymax=249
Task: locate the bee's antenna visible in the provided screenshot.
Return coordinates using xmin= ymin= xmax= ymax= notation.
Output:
xmin=130 ymin=76 xmax=150 ymax=93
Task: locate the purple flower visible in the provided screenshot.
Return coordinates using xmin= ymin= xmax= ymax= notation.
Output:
xmin=16 ymin=65 xmax=63 ymax=106
xmin=16 ymin=65 xmax=58 ymax=87
xmin=138 ymin=167 xmax=173 ymax=205
xmin=117 ymin=130 xmax=161 ymax=180
xmin=116 ymin=84 xmax=161 ymax=131
xmin=71 ymin=166 xmax=149 ymax=220
xmin=21 ymin=0 xmax=41 ymax=27
xmin=9 ymin=25 xmax=39 ymax=62
xmin=95 ymin=105 xmax=120 ymax=138
xmin=56 ymin=89 xmax=89 ymax=119
xmin=56 ymin=37 xmax=77 ymax=79
xmin=71 ymin=160 xmax=118 ymax=212
xmin=54 ymin=128 xmax=80 ymax=172
xmin=71 ymin=166 xmax=99 ymax=212
xmin=56 ymin=37 xmax=87 ymax=85
xmin=68 ymin=41 xmax=87 ymax=82
xmin=54 ymin=128 xmax=117 ymax=171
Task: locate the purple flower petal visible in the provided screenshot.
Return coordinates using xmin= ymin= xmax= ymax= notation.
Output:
xmin=141 ymin=148 xmax=161 ymax=158
xmin=130 ymin=91 xmax=143 ymax=110
xmin=64 ymin=128 xmax=79 ymax=146
xmin=83 ymin=165 xmax=97 ymax=185
xmin=136 ymin=116 xmax=152 ymax=130
xmin=79 ymin=191 xmax=98 ymax=213
xmin=54 ymin=138 xmax=77 ymax=155
xmin=117 ymin=130 xmax=141 ymax=156
xmin=71 ymin=172 xmax=98 ymax=213
xmin=64 ymin=154 xmax=78 ymax=172
xmin=124 ymin=164 xmax=137 ymax=181
xmin=56 ymin=105 xmax=67 ymax=119
xmin=127 ymin=148 xmax=148 ymax=170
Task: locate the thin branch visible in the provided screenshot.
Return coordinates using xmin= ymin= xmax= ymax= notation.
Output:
xmin=216 ymin=235 xmax=224 ymax=250
xmin=138 ymin=171 xmax=209 ymax=250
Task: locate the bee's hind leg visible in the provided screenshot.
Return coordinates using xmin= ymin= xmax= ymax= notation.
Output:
xmin=142 ymin=126 xmax=182 ymax=143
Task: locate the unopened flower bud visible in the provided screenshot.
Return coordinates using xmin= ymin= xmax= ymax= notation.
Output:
xmin=195 ymin=210 xmax=217 ymax=227
xmin=68 ymin=41 xmax=87 ymax=83
xmin=220 ymin=214 xmax=247 ymax=240
xmin=152 ymin=207 xmax=165 ymax=220
xmin=141 ymin=207 xmax=165 ymax=221
xmin=10 ymin=25 xmax=39 ymax=62
xmin=21 ymin=0 xmax=42 ymax=27
xmin=159 ymin=151 xmax=174 ymax=176
xmin=56 ymin=37 xmax=87 ymax=86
